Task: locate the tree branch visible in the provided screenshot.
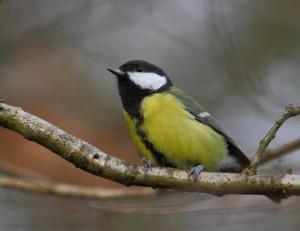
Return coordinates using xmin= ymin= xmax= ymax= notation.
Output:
xmin=1 ymin=103 xmax=300 ymax=197
xmin=259 ymin=138 xmax=300 ymax=165
xmin=244 ymin=105 xmax=300 ymax=175
xmin=0 ymin=174 xmax=155 ymax=199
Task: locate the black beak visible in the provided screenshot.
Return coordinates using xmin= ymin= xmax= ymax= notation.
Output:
xmin=107 ymin=68 xmax=125 ymax=77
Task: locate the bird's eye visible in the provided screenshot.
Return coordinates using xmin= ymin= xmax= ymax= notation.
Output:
xmin=136 ymin=67 xmax=143 ymax=72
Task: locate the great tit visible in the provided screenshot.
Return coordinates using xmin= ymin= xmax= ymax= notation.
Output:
xmin=107 ymin=60 xmax=250 ymax=181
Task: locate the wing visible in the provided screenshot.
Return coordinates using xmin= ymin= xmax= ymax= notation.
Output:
xmin=169 ymin=86 xmax=250 ymax=169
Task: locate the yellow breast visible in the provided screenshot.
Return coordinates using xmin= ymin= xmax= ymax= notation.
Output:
xmin=124 ymin=93 xmax=227 ymax=170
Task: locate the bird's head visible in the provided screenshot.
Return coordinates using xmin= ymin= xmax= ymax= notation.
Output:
xmin=107 ymin=60 xmax=173 ymax=96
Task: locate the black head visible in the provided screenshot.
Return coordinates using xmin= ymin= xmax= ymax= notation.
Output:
xmin=119 ymin=60 xmax=167 ymax=77
xmin=107 ymin=60 xmax=173 ymax=116
xmin=107 ymin=60 xmax=172 ymax=91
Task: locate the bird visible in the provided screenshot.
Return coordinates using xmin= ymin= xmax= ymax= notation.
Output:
xmin=107 ymin=60 xmax=250 ymax=181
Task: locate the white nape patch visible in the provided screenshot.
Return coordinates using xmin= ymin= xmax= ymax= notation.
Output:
xmin=198 ymin=112 xmax=210 ymax=118
xmin=128 ymin=72 xmax=167 ymax=90
xmin=217 ymin=155 xmax=242 ymax=171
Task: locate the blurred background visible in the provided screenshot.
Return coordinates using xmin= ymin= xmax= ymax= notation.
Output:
xmin=1 ymin=0 xmax=300 ymax=230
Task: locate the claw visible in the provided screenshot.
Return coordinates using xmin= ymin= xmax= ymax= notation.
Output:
xmin=141 ymin=157 xmax=155 ymax=174
xmin=189 ymin=165 xmax=206 ymax=182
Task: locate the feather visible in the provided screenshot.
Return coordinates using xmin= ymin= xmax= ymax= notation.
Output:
xmin=169 ymin=86 xmax=250 ymax=169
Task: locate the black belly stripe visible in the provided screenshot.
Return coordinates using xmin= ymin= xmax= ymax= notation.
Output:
xmin=133 ymin=113 xmax=176 ymax=168
xmin=137 ymin=129 xmax=176 ymax=168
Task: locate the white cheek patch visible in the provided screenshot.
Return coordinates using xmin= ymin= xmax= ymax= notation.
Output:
xmin=128 ymin=72 xmax=167 ymax=90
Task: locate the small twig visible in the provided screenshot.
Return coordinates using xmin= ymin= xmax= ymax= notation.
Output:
xmin=244 ymin=105 xmax=300 ymax=176
xmin=0 ymin=174 xmax=156 ymax=199
xmin=259 ymin=138 xmax=300 ymax=165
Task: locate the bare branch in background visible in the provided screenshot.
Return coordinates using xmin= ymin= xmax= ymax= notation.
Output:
xmin=259 ymin=138 xmax=300 ymax=165
xmin=0 ymin=174 xmax=155 ymax=199
xmin=1 ymin=103 xmax=300 ymax=198
xmin=244 ymin=105 xmax=300 ymax=176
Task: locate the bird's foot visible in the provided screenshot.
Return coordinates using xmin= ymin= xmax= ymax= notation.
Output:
xmin=141 ymin=157 xmax=155 ymax=174
xmin=189 ymin=165 xmax=206 ymax=182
